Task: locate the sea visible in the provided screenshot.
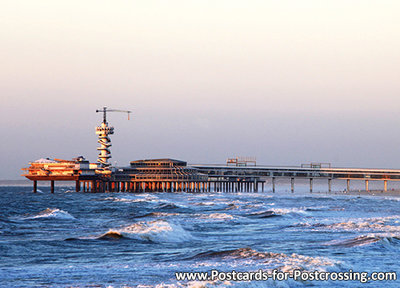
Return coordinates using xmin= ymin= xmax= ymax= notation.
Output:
xmin=1 ymin=179 xmax=400 ymax=287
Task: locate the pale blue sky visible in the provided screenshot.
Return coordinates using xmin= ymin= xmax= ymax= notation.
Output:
xmin=1 ymin=0 xmax=400 ymax=179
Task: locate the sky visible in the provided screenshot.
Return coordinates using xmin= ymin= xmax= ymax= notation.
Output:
xmin=1 ymin=0 xmax=400 ymax=179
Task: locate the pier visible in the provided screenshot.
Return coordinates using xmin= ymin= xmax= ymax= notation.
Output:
xmin=21 ymin=107 xmax=400 ymax=193
xmin=22 ymin=158 xmax=400 ymax=193
xmin=192 ymin=163 xmax=400 ymax=193
xmin=22 ymin=158 xmax=265 ymax=193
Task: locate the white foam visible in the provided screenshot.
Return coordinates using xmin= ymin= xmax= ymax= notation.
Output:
xmin=105 ymin=194 xmax=159 ymax=203
xmin=296 ymin=215 xmax=400 ymax=232
xmin=198 ymin=213 xmax=234 ymax=220
xmin=115 ymin=220 xmax=192 ymax=242
xmin=193 ymin=201 xmax=216 ymax=206
xmin=268 ymin=208 xmax=308 ymax=215
xmin=192 ymin=248 xmax=337 ymax=273
xmin=325 ymin=233 xmax=400 ymax=247
xmin=146 ymin=212 xmax=180 ymax=217
xmin=24 ymin=208 xmax=76 ymax=220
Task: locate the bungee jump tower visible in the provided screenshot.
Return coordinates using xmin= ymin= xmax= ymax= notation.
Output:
xmin=95 ymin=107 xmax=130 ymax=171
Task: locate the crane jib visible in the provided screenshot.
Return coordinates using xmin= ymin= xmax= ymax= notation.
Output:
xmin=96 ymin=107 xmax=132 ymax=123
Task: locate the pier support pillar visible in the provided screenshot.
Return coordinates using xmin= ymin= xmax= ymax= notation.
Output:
xmin=328 ymin=179 xmax=332 ymax=193
xmin=365 ymin=180 xmax=369 ymax=191
xmin=384 ymin=180 xmax=388 ymax=192
xmin=33 ymin=180 xmax=37 ymax=193
xmin=51 ymin=180 xmax=55 ymax=193
xmin=75 ymin=180 xmax=80 ymax=192
xmin=309 ymin=178 xmax=313 ymax=193
xmin=262 ymin=182 xmax=264 ymax=192
xmin=291 ymin=178 xmax=294 ymax=193
xmin=272 ymin=177 xmax=275 ymax=193
xmin=347 ymin=179 xmax=350 ymax=192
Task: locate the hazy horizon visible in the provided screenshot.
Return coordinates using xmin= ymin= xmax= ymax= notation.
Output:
xmin=2 ymin=0 xmax=400 ymax=179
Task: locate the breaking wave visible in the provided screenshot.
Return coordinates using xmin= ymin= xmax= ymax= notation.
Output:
xmin=247 ymin=210 xmax=280 ymax=218
xmin=158 ymin=203 xmax=181 ymax=209
xmin=104 ymin=220 xmax=192 ymax=242
xmin=197 ymin=213 xmax=234 ymax=220
xmin=105 ymin=194 xmax=159 ymax=203
xmin=192 ymin=247 xmax=336 ymax=272
xmin=136 ymin=212 xmax=180 ymax=218
xmin=193 ymin=201 xmax=216 ymax=206
xmin=247 ymin=207 xmax=307 ymax=218
xmin=293 ymin=216 xmax=400 ymax=233
xmin=325 ymin=234 xmax=400 ymax=247
xmin=22 ymin=208 xmax=76 ymax=220
xmin=98 ymin=231 xmax=125 ymax=240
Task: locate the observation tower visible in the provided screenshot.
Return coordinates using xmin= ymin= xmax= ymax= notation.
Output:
xmin=95 ymin=107 xmax=131 ymax=170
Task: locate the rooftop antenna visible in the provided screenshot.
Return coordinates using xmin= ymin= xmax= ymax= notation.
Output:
xmin=95 ymin=107 xmax=132 ymax=170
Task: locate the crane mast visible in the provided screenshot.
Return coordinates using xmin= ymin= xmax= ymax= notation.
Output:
xmin=95 ymin=107 xmax=131 ymax=170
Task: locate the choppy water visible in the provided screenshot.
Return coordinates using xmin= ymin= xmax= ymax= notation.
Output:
xmin=1 ymin=184 xmax=400 ymax=287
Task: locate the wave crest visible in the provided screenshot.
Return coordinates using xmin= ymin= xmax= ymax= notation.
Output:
xmin=110 ymin=220 xmax=192 ymax=242
xmin=294 ymin=216 xmax=400 ymax=232
xmin=326 ymin=234 xmax=400 ymax=247
xmin=198 ymin=213 xmax=234 ymax=220
xmin=23 ymin=208 xmax=76 ymax=220
xmin=192 ymin=247 xmax=336 ymax=272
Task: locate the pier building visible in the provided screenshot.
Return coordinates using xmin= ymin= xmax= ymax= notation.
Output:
xmin=21 ymin=107 xmax=400 ymax=193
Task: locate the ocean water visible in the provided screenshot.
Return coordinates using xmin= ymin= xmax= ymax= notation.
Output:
xmin=1 ymin=183 xmax=400 ymax=287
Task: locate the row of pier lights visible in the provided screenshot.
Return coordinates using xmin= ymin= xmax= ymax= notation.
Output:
xmin=32 ymin=177 xmax=390 ymax=193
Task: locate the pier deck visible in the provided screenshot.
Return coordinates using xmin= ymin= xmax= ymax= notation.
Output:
xmin=192 ymin=164 xmax=400 ymax=192
xmin=23 ymin=158 xmax=400 ymax=193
